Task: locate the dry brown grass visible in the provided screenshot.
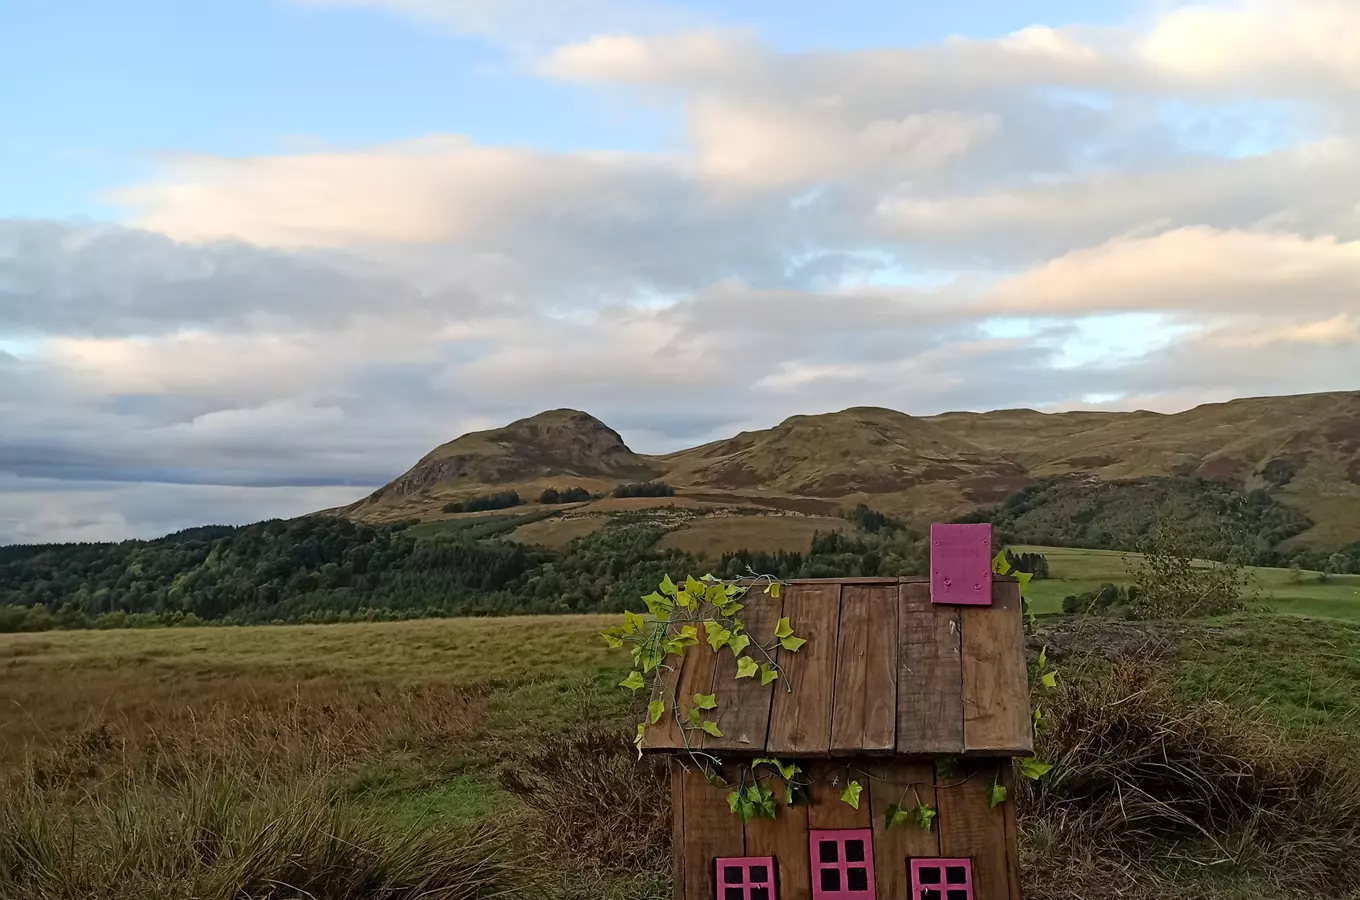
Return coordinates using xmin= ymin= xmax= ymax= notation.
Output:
xmin=508 ymin=515 xmax=608 ymax=547
xmin=657 ymin=513 xmax=848 ymax=557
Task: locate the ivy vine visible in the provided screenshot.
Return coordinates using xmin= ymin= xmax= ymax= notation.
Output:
xmin=606 ymin=557 xmax=1058 ymax=828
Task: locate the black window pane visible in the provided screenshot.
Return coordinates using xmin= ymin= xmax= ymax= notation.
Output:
xmin=724 ymin=866 xmax=744 ymax=884
xmin=751 ymin=890 xmax=769 ymax=900
xmin=946 ymin=866 xmax=967 ymax=885
xmin=725 ymin=890 xmax=743 ymax=900
xmin=820 ymin=869 xmax=841 ymax=892
xmin=919 ymin=866 xmax=942 ymax=884
xmin=923 ymin=891 xmax=942 ymax=900
xmin=947 ymin=892 xmax=969 ymax=900
xmin=749 ymin=866 xmax=768 ymax=883
xmin=819 ymin=841 xmax=839 ymax=863
xmin=845 ymin=840 xmax=865 ymax=862
xmin=847 ymin=867 xmax=868 ymax=891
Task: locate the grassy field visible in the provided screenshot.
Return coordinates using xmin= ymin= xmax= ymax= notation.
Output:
xmin=1014 ymin=544 xmax=1360 ymax=618
xmin=4 ymin=587 xmax=1360 ymax=898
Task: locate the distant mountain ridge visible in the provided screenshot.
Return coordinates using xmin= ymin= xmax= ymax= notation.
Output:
xmin=344 ymin=391 xmax=1360 ymax=548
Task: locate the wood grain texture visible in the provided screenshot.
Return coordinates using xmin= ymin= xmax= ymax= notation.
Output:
xmin=767 ymin=583 xmax=842 ymax=755
xmin=679 ymin=765 xmax=746 ymax=900
xmin=1000 ymin=765 xmax=1024 ymax=900
xmin=643 ymin=625 xmax=707 ymax=751
xmin=830 ymin=585 xmax=897 ymax=754
xmin=897 ymin=582 xmax=964 ymax=755
xmin=745 ymin=792 xmax=811 ymax=900
xmin=706 ymin=590 xmax=783 ymax=753
xmin=670 ymin=759 xmax=686 ymax=900
xmin=868 ymin=760 xmax=940 ymax=900
xmin=804 ymin=758 xmax=872 ymax=830
xmin=961 ymin=581 xmax=1032 ymax=755
xmin=937 ymin=759 xmax=1013 ymax=900
xmin=682 ymin=632 xmax=723 ymax=753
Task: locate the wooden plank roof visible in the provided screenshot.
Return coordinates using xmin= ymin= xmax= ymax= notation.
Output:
xmin=642 ymin=577 xmax=1032 ymax=758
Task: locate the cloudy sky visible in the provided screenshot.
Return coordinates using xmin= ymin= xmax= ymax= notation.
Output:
xmin=2 ymin=0 xmax=1359 ymax=543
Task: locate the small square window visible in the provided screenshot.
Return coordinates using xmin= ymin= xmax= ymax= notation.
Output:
xmin=810 ymin=829 xmax=875 ymax=900
xmin=714 ymin=856 xmax=777 ymax=900
xmin=911 ymin=859 xmax=972 ymax=900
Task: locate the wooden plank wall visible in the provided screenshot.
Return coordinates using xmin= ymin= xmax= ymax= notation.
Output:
xmin=649 ymin=575 xmax=1032 ymax=756
xmin=673 ymin=756 xmax=1021 ymax=900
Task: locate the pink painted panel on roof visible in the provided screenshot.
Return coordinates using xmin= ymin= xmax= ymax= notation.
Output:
xmin=715 ymin=856 xmax=777 ymax=900
xmin=910 ymin=857 xmax=974 ymax=900
xmin=809 ymin=829 xmax=875 ymax=900
xmin=930 ymin=523 xmax=993 ymax=606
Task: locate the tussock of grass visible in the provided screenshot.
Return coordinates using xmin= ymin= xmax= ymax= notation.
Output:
xmin=1025 ymin=658 xmax=1360 ymax=895
xmin=0 ymin=775 xmax=518 ymax=900
xmin=498 ymin=728 xmax=669 ymax=872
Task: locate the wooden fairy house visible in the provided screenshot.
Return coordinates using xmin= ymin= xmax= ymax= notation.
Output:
xmin=641 ymin=524 xmax=1031 ymax=900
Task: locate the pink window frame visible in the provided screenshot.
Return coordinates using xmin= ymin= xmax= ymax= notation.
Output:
xmin=809 ymin=828 xmax=876 ymax=900
xmin=909 ymin=857 xmax=974 ymax=900
xmin=714 ymin=855 xmax=776 ymax=900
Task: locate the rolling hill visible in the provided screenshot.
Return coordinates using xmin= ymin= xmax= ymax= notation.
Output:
xmin=344 ymin=391 xmax=1360 ymax=549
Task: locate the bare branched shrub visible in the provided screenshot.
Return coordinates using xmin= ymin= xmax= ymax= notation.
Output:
xmin=1126 ymin=512 xmax=1255 ymax=618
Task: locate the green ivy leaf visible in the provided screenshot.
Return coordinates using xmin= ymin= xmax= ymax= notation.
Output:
xmin=1037 ymin=646 xmax=1048 ymax=671
xmin=719 ymin=600 xmax=744 ymax=616
xmin=619 ymin=670 xmax=645 ymax=692
xmin=764 ymin=582 xmax=781 ymax=599
xmin=693 ymin=693 xmax=718 ymax=710
xmin=642 ymin=592 xmax=673 ymax=618
xmin=705 ymin=767 xmax=728 ymax=787
xmin=623 ymin=610 xmax=646 ymax=634
xmin=705 ymin=622 xmax=732 ymax=651
xmin=987 ymin=782 xmax=1008 ymax=809
xmin=759 ymin=664 xmax=779 ymax=686
xmin=660 ymin=574 xmax=678 ymax=597
xmin=1016 ymin=570 xmax=1033 ymax=592
xmin=729 ymin=633 xmax=752 ymax=656
xmin=705 ymin=584 xmax=727 ymax=606
xmin=1042 ymin=671 xmax=1058 ymax=689
xmin=774 ymin=616 xmax=794 ymax=639
xmin=600 ymin=629 xmax=624 ymax=648
xmin=1032 ymin=706 xmax=1043 ymax=731
xmin=686 ymin=575 xmax=706 ymax=597
xmin=884 ymin=804 xmax=912 ymax=830
xmin=687 ymin=708 xmax=702 ymax=727
xmin=1018 ymin=758 xmax=1054 ymax=781
xmin=840 ymin=780 xmax=862 ymax=809
xmin=673 ymin=624 xmax=699 ymax=648
xmin=785 ymin=784 xmax=794 ymax=806
xmin=727 ymin=791 xmax=741 ymax=814
xmin=735 ymin=656 xmax=759 ymax=679
xmin=701 ymin=573 xmax=718 ymax=582
xmin=779 ymin=635 xmax=808 ymax=652
xmin=915 ymin=803 xmax=938 ymax=832
xmin=701 ymin=720 xmax=723 ymax=738
xmin=648 ymin=700 xmax=665 ymax=724
xmin=992 ymin=550 xmax=1011 ymax=575
xmin=675 ymin=590 xmax=695 ymax=610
